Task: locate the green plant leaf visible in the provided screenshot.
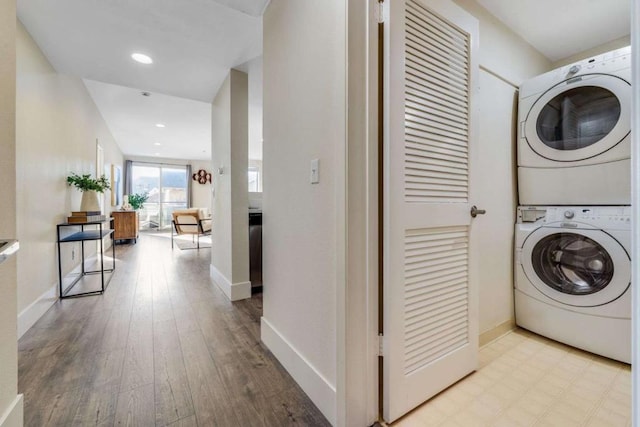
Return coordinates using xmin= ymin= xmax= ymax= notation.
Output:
xmin=66 ymin=172 xmax=111 ymax=193
xmin=128 ymin=193 xmax=149 ymax=210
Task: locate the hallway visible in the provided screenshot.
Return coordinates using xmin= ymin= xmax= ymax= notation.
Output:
xmin=18 ymin=234 xmax=329 ymax=426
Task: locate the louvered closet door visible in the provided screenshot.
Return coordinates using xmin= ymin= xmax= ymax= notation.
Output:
xmin=383 ymin=0 xmax=480 ymax=422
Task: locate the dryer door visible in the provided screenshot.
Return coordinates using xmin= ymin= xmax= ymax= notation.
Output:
xmin=524 ymin=74 xmax=630 ymax=162
xmin=521 ymin=227 xmax=630 ymax=307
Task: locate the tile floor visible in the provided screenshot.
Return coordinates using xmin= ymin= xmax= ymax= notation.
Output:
xmin=393 ymin=329 xmax=631 ymax=427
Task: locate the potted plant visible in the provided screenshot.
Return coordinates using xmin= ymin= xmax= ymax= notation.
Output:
xmin=128 ymin=193 xmax=149 ymax=210
xmin=66 ymin=173 xmax=111 ymax=212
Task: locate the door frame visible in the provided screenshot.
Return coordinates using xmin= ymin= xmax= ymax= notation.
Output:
xmin=630 ymin=1 xmax=639 ymax=425
xmin=343 ymin=1 xmax=639 ymax=426
xmin=338 ymin=0 xmax=381 ymax=425
xmin=382 ymin=0 xmax=479 ymax=420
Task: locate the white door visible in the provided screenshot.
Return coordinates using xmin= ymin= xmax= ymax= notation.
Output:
xmin=383 ymin=0 xmax=480 ymax=422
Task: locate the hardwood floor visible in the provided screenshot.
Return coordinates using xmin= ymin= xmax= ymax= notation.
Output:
xmin=19 ymin=233 xmax=330 ymax=427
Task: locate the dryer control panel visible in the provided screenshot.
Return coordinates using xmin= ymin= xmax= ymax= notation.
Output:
xmin=519 ymin=45 xmax=631 ymax=99
xmin=559 ymin=45 xmax=631 ymax=78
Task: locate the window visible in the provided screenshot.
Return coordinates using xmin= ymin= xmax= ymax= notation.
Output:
xmin=248 ymin=167 xmax=260 ymax=192
xmin=131 ymin=163 xmax=189 ymax=230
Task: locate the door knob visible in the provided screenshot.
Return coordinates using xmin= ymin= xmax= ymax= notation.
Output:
xmin=470 ymin=206 xmax=486 ymax=218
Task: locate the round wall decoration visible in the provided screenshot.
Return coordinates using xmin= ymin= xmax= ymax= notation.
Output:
xmin=193 ymin=169 xmax=212 ymax=184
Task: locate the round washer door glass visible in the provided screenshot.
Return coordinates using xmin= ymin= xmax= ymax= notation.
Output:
xmin=536 ymin=86 xmax=621 ymax=151
xmin=523 ymin=74 xmax=631 ymax=162
xmin=531 ymin=232 xmax=614 ymax=295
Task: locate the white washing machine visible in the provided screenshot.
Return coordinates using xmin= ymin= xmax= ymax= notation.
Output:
xmin=518 ymin=46 xmax=631 ymax=205
xmin=515 ymin=206 xmax=631 ymax=363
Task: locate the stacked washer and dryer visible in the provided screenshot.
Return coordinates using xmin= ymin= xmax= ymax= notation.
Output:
xmin=514 ymin=46 xmax=632 ymax=363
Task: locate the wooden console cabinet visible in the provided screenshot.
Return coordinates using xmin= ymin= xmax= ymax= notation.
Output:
xmin=112 ymin=211 xmax=139 ymax=243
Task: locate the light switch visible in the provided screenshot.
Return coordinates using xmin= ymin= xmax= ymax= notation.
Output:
xmin=310 ymin=159 xmax=319 ymax=184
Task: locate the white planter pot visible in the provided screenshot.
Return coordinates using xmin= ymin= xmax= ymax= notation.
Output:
xmin=80 ymin=191 xmax=101 ymax=212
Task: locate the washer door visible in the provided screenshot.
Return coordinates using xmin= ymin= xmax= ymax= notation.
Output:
xmin=524 ymin=74 xmax=630 ymax=162
xmin=521 ymin=227 xmax=630 ymax=307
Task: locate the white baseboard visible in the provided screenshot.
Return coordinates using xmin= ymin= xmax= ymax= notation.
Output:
xmin=17 ymin=284 xmax=57 ymax=339
xmin=0 ymin=394 xmax=23 ymax=427
xmin=479 ymin=319 xmax=516 ymax=347
xmin=209 ymin=264 xmax=251 ymax=301
xmin=261 ymin=317 xmax=336 ymax=425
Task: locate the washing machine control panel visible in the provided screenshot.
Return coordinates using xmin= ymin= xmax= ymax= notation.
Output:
xmin=544 ymin=207 xmax=631 ymax=228
xmin=517 ymin=207 xmax=546 ymax=223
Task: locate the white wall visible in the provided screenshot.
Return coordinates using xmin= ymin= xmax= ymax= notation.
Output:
xmin=473 ymin=71 xmax=520 ymax=341
xmin=229 ymin=72 xmax=249 ymax=285
xmin=453 ymin=0 xmax=551 ymax=85
xmin=238 ymin=56 xmax=264 ymax=190
xmin=552 ymin=35 xmax=631 ymax=68
xmin=450 ymin=0 xmax=551 ymax=340
xmin=210 ymin=70 xmax=250 ymax=300
xmin=261 ymin=1 xmax=346 ymax=424
xmin=239 ymin=56 xmax=263 ymax=162
xmin=15 ymin=22 xmax=124 ymax=336
xmin=0 ymin=1 xmax=22 ymax=426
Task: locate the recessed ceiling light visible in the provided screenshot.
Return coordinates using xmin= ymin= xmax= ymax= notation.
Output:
xmin=153 ymin=142 xmax=162 ymax=146
xmin=155 ymin=123 xmax=165 ymax=128
xmin=155 ymin=152 xmax=160 ymax=156
xmin=131 ymin=53 xmax=153 ymax=64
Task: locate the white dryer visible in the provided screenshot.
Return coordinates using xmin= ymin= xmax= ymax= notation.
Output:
xmin=518 ymin=46 xmax=631 ymax=205
xmin=515 ymin=206 xmax=631 ymax=363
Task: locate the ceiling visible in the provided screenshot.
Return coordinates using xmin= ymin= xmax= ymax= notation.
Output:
xmin=18 ymin=0 xmax=265 ymax=102
xmin=84 ymin=80 xmax=212 ymax=161
xmin=18 ymin=0 xmax=266 ymax=160
xmin=17 ymin=0 xmax=631 ymax=161
xmin=476 ymin=0 xmax=630 ymax=62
